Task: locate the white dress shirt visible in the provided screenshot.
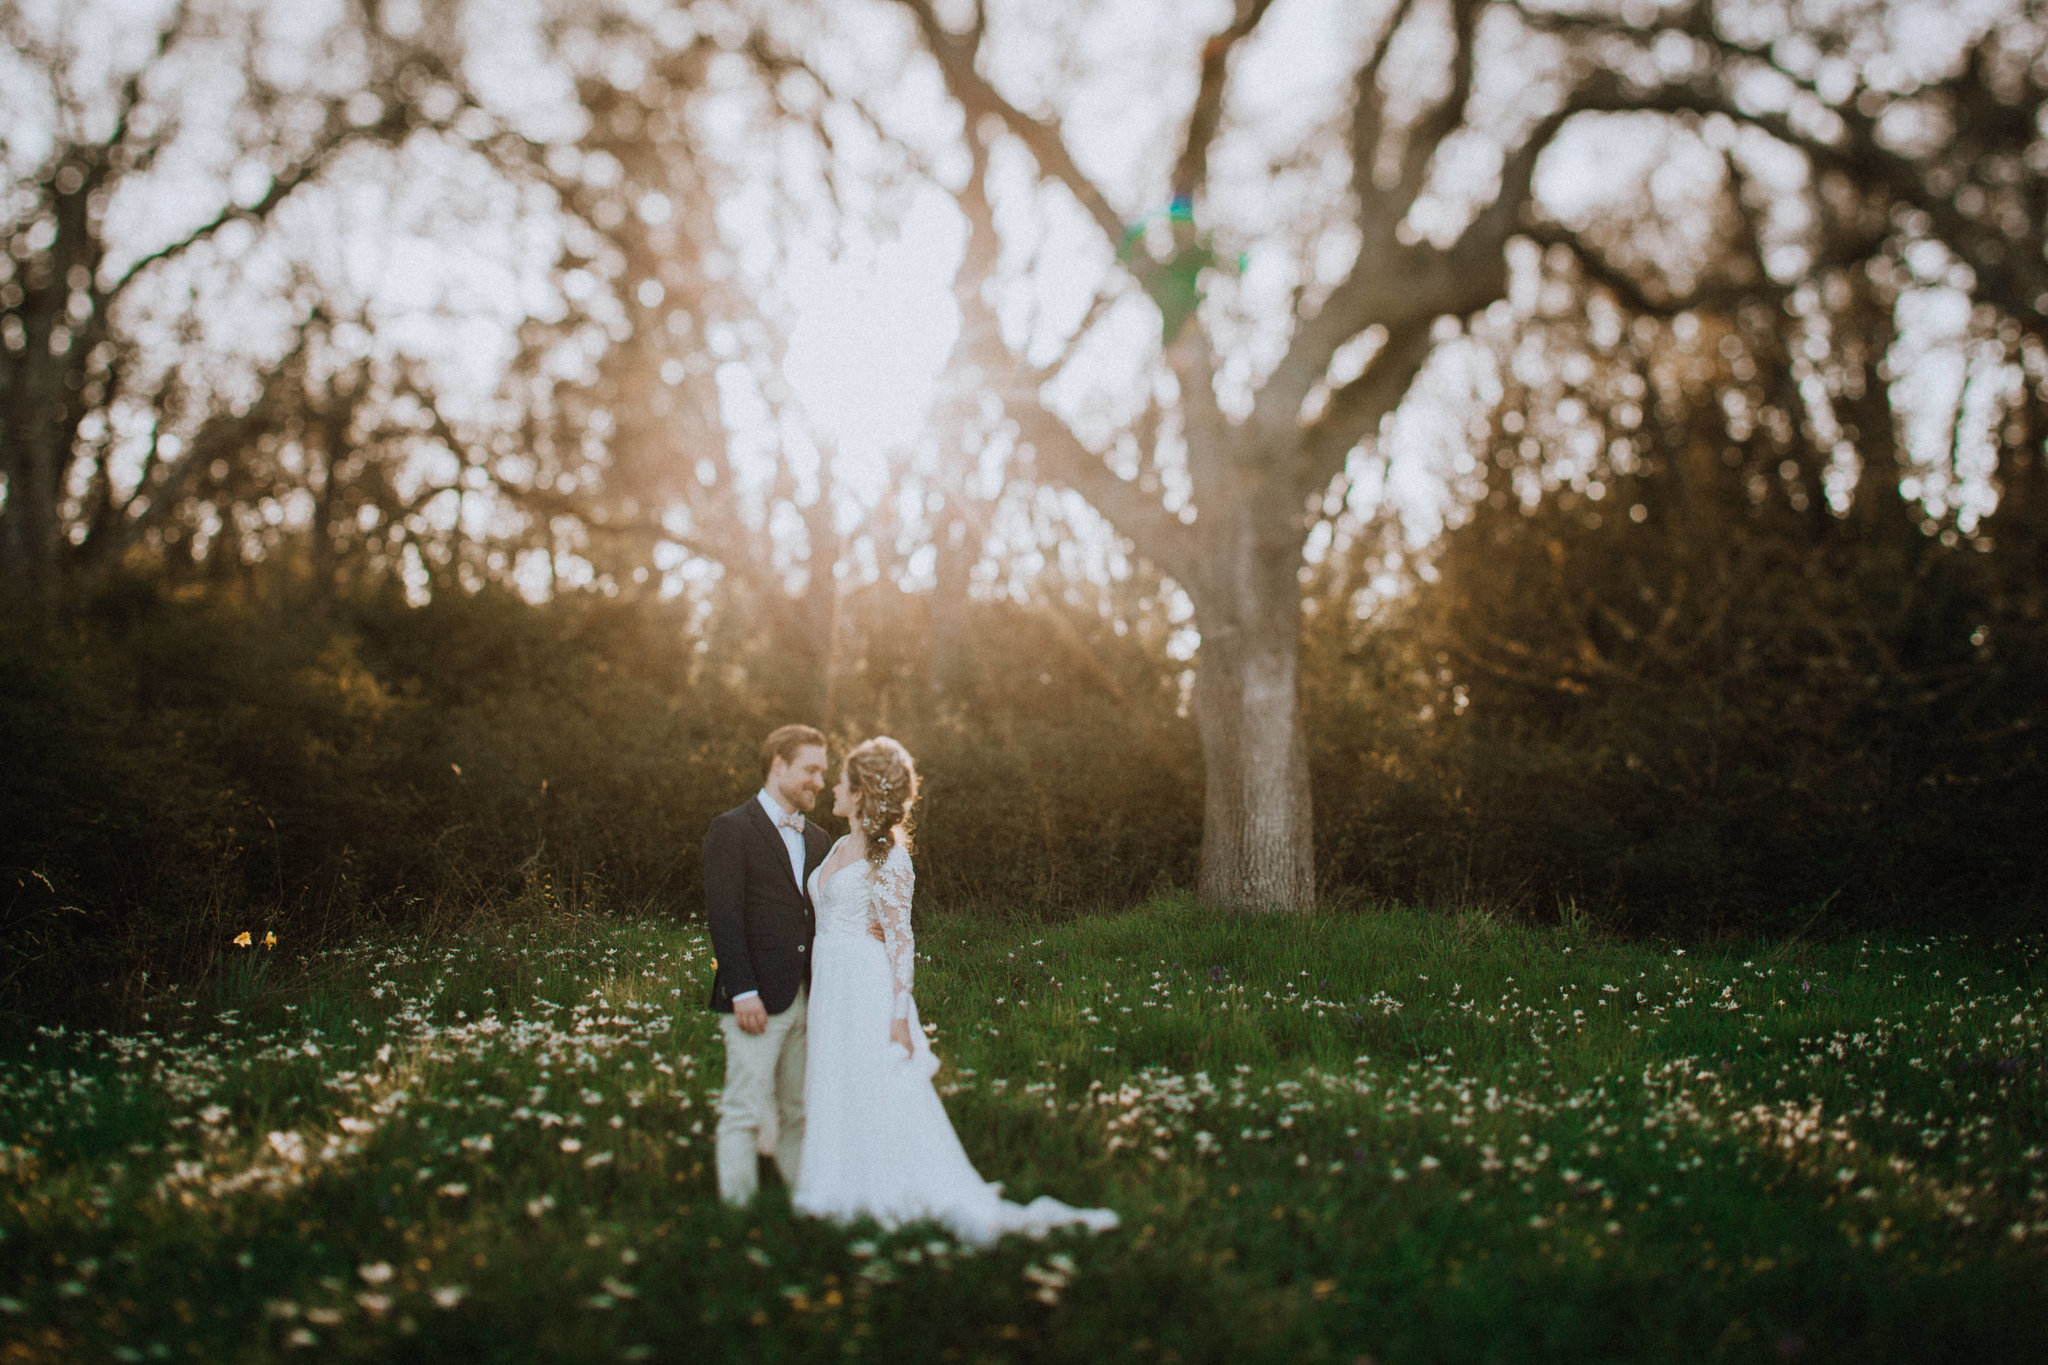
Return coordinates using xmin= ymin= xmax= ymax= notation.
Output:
xmin=732 ymin=788 xmax=807 ymax=1007
xmin=758 ymin=788 xmax=808 ymax=888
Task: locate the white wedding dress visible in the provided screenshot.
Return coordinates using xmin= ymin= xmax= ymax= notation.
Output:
xmin=793 ymin=840 xmax=1118 ymax=1246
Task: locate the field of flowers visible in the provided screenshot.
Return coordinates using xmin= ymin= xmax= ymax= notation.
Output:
xmin=4 ymin=897 xmax=2045 ymax=1363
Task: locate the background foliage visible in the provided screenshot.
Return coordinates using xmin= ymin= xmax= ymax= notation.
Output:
xmin=0 ymin=575 xmax=1206 ymax=1014
xmin=7 ymin=448 xmax=2043 ymax=1018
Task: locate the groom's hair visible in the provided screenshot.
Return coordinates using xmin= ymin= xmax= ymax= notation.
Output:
xmin=761 ymin=724 xmax=827 ymax=775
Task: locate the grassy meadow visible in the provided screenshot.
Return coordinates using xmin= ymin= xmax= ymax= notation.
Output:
xmin=3 ymin=898 xmax=2045 ymax=1363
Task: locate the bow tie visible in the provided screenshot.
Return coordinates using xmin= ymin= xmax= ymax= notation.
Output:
xmin=776 ymin=810 xmax=805 ymax=832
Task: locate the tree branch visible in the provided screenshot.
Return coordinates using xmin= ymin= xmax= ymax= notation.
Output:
xmin=499 ymin=482 xmax=728 ymax=564
xmin=1458 ymin=70 xmax=1628 ymax=262
xmin=1294 ymin=319 xmax=1435 ymax=496
xmin=1387 ymin=0 xmax=1480 ymax=214
xmin=945 ymin=121 xmax=1196 ymax=578
xmin=1517 ymin=221 xmax=1782 ymax=316
xmin=1349 ymin=0 xmax=1420 ymax=215
xmin=893 ymin=0 xmax=1126 ymax=245
xmin=107 ymin=117 xmax=370 ymax=303
xmin=1009 ymin=397 xmax=1199 ymax=582
xmin=1169 ymin=0 xmax=1280 ymax=201
xmin=1251 ymin=0 xmax=1425 ymax=444
xmin=104 ymin=15 xmax=469 ymax=307
xmin=1509 ymin=1 xmax=2048 ymax=336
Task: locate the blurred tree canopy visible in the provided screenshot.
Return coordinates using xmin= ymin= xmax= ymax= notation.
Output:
xmin=3 ymin=0 xmax=2045 ymax=1009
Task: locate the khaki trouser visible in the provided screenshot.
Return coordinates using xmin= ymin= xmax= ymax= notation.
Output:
xmin=715 ymin=985 xmax=807 ymax=1206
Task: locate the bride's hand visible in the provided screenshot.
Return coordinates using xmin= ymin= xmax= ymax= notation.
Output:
xmin=889 ymin=1018 xmax=913 ymax=1053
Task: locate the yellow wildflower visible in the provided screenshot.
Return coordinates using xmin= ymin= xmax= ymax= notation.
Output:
xmin=264 ymin=931 xmax=277 ymax=949
xmin=233 ymin=932 xmax=252 ymax=947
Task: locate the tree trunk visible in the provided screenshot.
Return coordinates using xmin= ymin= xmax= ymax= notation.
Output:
xmin=927 ymin=500 xmax=980 ymax=696
xmin=1193 ymin=619 xmax=1315 ymax=911
xmin=1987 ymin=379 xmax=2046 ymax=553
xmin=15 ymin=419 xmax=68 ymax=618
xmin=310 ymin=433 xmax=339 ymax=609
xmin=0 ymin=424 xmax=34 ymax=611
xmin=1189 ymin=504 xmax=1315 ymax=911
xmin=3 ymin=294 xmax=69 ymax=618
xmin=794 ymin=483 xmax=843 ymax=726
xmin=1840 ymin=283 xmax=1917 ymax=545
xmin=0 ymin=454 xmax=20 ymax=603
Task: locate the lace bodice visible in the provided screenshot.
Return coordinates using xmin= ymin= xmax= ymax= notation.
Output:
xmin=811 ymin=841 xmax=915 ymax=1020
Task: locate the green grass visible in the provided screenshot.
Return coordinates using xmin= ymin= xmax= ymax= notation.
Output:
xmin=4 ymin=897 xmax=2045 ymax=1363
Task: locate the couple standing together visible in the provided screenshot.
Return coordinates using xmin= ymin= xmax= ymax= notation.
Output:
xmin=704 ymin=724 xmax=1118 ymax=1245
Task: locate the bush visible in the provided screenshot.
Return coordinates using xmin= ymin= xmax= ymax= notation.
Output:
xmin=0 ymin=575 xmax=1203 ymax=1017
xmin=1302 ymin=443 xmax=2048 ymax=935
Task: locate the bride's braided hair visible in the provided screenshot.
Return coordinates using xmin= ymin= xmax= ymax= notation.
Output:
xmin=845 ymin=736 xmax=918 ymax=869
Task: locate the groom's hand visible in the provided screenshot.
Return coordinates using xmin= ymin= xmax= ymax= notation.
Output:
xmin=734 ymin=997 xmax=769 ymax=1035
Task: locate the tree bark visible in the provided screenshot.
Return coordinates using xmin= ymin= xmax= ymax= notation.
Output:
xmin=3 ymin=260 xmax=72 ymax=618
xmin=1192 ymin=606 xmax=1315 ymax=911
xmin=1186 ymin=481 xmax=1316 ymax=909
xmin=927 ymin=500 xmax=979 ymax=696
xmin=309 ymin=395 xmax=348 ymax=610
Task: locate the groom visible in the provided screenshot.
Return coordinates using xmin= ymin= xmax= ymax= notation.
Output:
xmin=705 ymin=723 xmax=832 ymax=1206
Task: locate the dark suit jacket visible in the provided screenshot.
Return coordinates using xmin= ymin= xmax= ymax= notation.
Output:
xmin=704 ymin=796 xmax=830 ymax=1015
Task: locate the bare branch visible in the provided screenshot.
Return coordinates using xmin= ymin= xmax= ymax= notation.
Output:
xmin=104 ymin=22 xmax=468 ymax=306
xmin=102 ymin=0 xmax=191 ymax=181
xmin=893 ymin=0 xmax=1126 ymax=245
xmin=1509 ymin=2 xmax=2048 ymax=337
xmin=500 ymin=482 xmax=728 ymax=564
xmin=1517 ymin=222 xmax=1755 ymax=316
xmin=1387 ymin=0 xmax=1480 ymax=215
xmin=1009 ymin=397 xmax=1199 ymax=582
xmin=944 ymin=123 xmax=1195 ymax=578
xmin=1294 ymin=319 xmax=1435 ymax=495
xmin=1170 ymin=0 xmax=1280 ymax=201
xmin=1022 ymin=286 xmax=1124 ymax=391
xmin=1250 ymin=0 xmax=1428 ymax=444
xmin=105 ymin=149 xmax=339 ymax=302
xmin=1349 ymin=0 xmax=1421 ymax=221
xmin=1459 ymin=70 xmax=1632 ymax=261
xmin=1256 ymin=64 xmax=1659 ymax=454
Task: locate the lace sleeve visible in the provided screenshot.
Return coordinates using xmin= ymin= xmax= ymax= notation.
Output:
xmin=873 ymin=846 xmax=915 ymax=1021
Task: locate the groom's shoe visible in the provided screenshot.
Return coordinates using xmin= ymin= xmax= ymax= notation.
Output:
xmin=715 ymin=1130 xmax=762 ymax=1207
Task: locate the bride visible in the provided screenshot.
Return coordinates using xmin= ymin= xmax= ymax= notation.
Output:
xmin=793 ymin=736 xmax=1119 ymax=1246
